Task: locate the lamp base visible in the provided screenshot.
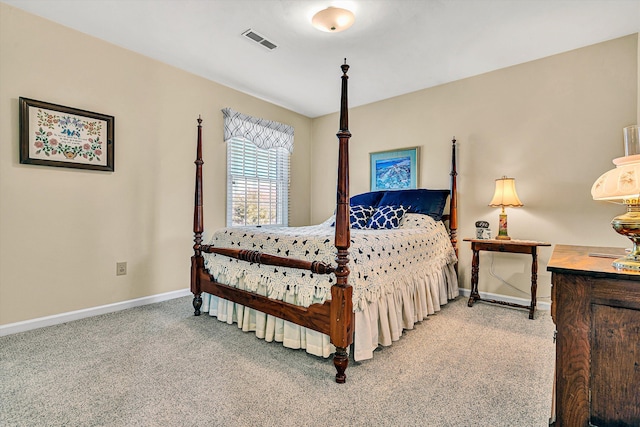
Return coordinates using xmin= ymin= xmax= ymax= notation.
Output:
xmin=613 ymin=255 xmax=640 ymax=271
xmin=496 ymin=212 xmax=511 ymax=240
xmin=610 ymin=205 xmax=640 ymax=270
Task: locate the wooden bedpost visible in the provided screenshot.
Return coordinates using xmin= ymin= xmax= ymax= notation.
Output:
xmin=449 ymin=137 xmax=458 ymax=263
xmin=191 ymin=115 xmax=204 ymax=315
xmin=332 ymin=59 xmax=354 ymax=384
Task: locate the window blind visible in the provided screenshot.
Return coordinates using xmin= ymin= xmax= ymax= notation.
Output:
xmin=227 ymin=137 xmax=290 ymax=227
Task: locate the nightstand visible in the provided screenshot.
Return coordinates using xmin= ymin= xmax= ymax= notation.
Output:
xmin=463 ymin=238 xmax=551 ymax=319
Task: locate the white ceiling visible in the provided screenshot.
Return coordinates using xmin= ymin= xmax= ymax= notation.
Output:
xmin=4 ymin=0 xmax=640 ymax=118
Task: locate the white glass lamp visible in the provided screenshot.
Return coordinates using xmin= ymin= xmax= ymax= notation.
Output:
xmin=489 ymin=176 xmax=523 ymax=240
xmin=591 ymin=125 xmax=640 ymax=270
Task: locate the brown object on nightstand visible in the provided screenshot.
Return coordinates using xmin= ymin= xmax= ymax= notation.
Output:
xmin=464 ymin=238 xmax=551 ymax=319
xmin=547 ymin=244 xmax=640 ymax=426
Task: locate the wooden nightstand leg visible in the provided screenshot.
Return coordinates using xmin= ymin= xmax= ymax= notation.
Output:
xmin=529 ymin=247 xmax=538 ymax=320
xmin=468 ymin=247 xmax=481 ymax=307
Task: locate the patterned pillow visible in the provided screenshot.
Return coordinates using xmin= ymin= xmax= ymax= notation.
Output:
xmin=331 ymin=205 xmax=375 ymax=229
xmin=350 ymin=205 xmax=376 ymax=229
xmin=366 ymin=205 xmax=408 ymax=229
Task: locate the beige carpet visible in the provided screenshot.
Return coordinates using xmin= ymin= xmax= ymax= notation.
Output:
xmin=0 ymin=295 xmax=555 ymax=426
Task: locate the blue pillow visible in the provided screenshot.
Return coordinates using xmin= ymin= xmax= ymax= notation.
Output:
xmin=377 ymin=189 xmax=449 ymax=221
xmin=366 ymin=205 xmax=408 ymax=229
xmin=350 ymin=191 xmax=385 ymax=208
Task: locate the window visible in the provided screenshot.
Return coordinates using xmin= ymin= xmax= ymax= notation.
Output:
xmin=222 ymin=108 xmax=293 ymax=227
xmin=227 ymin=138 xmax=289 ymax=226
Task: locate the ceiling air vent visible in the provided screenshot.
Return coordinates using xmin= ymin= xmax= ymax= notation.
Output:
xmin=242 ymin=29 xmax=278 ymax=51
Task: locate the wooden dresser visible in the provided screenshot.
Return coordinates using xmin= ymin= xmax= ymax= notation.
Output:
xmin=547 ymin=245 xmax=640 ymax=426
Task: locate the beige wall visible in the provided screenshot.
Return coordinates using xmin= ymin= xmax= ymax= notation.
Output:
xmin=2 ymin=3 xmax=638 ymax=327
xmin=312 ymin=34 xmax=639 ymax=304
xmin=0 ymin=3 xmax=312 ymax=325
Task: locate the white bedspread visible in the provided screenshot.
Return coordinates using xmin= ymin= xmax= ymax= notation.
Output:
xmin=201 ymin=213 xmax=458 ymax=361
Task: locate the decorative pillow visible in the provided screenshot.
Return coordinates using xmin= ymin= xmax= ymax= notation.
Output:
xmin=331 ymin=205 xmax=375 ymax=229
xmin=366 ymin=205 xmax=408 ymax=229
xmin=350 ymin=191 xmax=386 ymax=208
xmin=349 ymin=205 xmax=375 ymax=229
xmin=377 ymin=189 xmax=449 ymax=221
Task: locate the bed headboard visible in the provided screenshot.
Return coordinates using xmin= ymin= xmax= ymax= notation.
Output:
xmin=350 ymin=188 xmax=449 ymax=220
xmin=348 ymin=137 xmax=458 ymax=259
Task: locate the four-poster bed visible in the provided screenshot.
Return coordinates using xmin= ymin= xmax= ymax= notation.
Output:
xmin=190 ymin=62 xmax=459 ymax=383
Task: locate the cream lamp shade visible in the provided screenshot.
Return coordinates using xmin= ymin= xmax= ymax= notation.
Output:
xmin=312 ymin=7 xmax=355 ymax=32
xmin=489 ymin=176 xmax=523 ymax=240
xmin=489 ymin=177 xmax=524 ymax=208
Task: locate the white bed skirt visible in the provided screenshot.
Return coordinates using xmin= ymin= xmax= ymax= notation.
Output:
xmin=201 ymin=262 xmax=458 ymax=361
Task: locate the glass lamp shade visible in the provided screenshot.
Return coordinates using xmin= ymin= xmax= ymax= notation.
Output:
xmin=311 ymin=7 xmax=355 ymax=32
xmin=591 ymin=155 xmax=640 ymax=202
xmin=623 ymin=125 xmax=640 ymax=156
xmin=592 ymin=154 xmax=640 ymax=270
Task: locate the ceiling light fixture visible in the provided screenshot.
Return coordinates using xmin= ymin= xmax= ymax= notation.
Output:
xmin=312 ymin=7 xmax=355 ymax=33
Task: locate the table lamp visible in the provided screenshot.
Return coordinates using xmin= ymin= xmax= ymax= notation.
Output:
xmin=591 ymin=125 xmax=640 ymax=270
xmin=489 ymin=176 xmax=523 ymax=240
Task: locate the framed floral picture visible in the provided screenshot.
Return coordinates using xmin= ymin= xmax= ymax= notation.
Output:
xmin=19 ymin=97 xmax=115 ymax=171
xmin=370 ymin=146 xmax=420 ymax=191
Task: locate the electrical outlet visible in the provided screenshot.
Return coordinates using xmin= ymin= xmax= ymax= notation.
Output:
xmin=116 ymin=262 xmax=127 ymax=276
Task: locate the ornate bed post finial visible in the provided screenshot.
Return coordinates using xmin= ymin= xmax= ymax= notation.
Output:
xmin=341 ymin=61 xmax=350 ymax=79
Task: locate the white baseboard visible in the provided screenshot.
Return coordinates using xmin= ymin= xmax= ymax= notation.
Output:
xmin=0 ymin=288 xmax=192 ymax=337
xmin=1 ymin=288 xmax=548 ymax=337
xmin=458 ymin=288 xmax=551 ymax=311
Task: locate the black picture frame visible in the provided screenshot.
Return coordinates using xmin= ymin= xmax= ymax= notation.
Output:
xmin=19 ymin=97 xmax=114 ymax=171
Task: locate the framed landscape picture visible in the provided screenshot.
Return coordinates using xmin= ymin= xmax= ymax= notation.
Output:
xmin=19 ymin=97 xmax=115 ymax=171
xmin=370 ymin=146 xmax=420 ymax=191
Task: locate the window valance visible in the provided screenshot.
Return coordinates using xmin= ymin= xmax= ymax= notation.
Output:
xmin=222 ymin=108 xmax=294 ymax=153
